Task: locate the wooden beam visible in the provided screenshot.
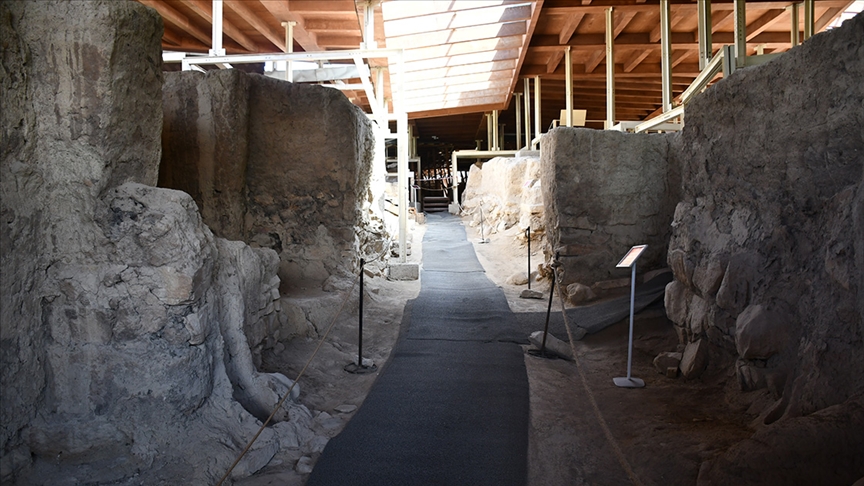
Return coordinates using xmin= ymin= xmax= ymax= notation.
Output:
xmin=547 ymin=49 xmax=565 ymax=73
xmin=585 ymin=49 xmax=605 ymax=73
xmin=559 ymin=13 xmax=586 ymax=44
xmin=815 ymin=7 xmax=844 ymax=32
xmin=650 ymin=10 xmax=686 ymax=42
xmin=181 ymin=0 xmax=258 ymax=51
xmin=711 ymin=10 xmax=733 ymax=33
xmin=138 ymin=0 xmax=211 ymax=46
xmin=504 ymin=0 xmax=544 ymax=109
xmin=670 ymin=49 xmax=690 ymax=68
xmin=258 ymin=0 xmax=321 ymax=51
xmin=615 ymin=10 xmax=638 ymax=38
xmin=746 ymin=9 xmax=785 ymax=40
xmin=623 ymin=49 xmax=651 ymax=72
xmin=224 ymin=0 xmax=285 ymax=51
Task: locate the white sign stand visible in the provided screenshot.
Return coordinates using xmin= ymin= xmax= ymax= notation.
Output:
xmin=613 ymin=244 xmax=647 ymax=388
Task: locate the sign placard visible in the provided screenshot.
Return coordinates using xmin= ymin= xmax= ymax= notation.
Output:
xmin=616 ymin=244 xmax=647 ymax=268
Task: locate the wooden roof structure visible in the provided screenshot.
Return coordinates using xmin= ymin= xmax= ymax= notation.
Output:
xmin=141 ymin=0 xmax=855 ymax=149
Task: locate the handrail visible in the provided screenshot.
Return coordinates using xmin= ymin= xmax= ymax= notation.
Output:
xmin=634 ymin=105 xmax=684 ymax=133
xmin=679 ymin=49 xmax=725 ymax=106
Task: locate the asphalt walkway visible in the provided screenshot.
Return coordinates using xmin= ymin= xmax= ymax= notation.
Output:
xmin=307 ymin=213 xmax=529 ymax=485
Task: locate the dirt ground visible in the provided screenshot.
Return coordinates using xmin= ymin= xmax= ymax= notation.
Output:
xmin=239 ymin=216 xmax=762 ymax=485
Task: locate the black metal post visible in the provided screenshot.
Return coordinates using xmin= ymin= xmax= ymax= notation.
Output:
xmin=345 ymin=258 xmax=377 ymax=374
xmin=358 ymin=258 xmax=364 ymax=367
xmin=526 ymin=227 xmax=531 ymax=290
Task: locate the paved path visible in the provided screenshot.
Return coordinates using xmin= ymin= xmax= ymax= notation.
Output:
xmin=308 ymin=214 xmax=529 ymax=486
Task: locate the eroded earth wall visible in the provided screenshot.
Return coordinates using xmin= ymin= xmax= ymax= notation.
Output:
xmin=462 ymin=154 xmax=544 ymax=240
xmin=668 ymin=14 xmax=864 ymax=484
xmin=159 ymin=70 xmax=382 ymax=292
xmin=540 ymin=129 xmax=679 ymax=285
xmin=1 ymin=2 xmax=310 ymax=483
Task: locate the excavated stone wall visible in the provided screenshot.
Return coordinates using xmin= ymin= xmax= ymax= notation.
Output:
xmin=540 ymin=129 xmax=679 ymax=286
xmin=0 ymin=2 xmax=313 ymax=483
xmin=667 ymin=14 xmax=864 ymax=483
xmin=159 ymin=70 xmax=383 ymax=295
xmin=461 ymin=154 xmax=544 ymax=241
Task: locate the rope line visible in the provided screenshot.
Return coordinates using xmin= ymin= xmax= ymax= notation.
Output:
xmin=216 ymin=241 xmax=392 ymax=485
xmin=553 ymin=268 xmax=644 ymax=486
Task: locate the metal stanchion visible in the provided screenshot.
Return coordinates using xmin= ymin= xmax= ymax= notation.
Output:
xmin=345 ymin=258 xmax=378 ymax=374
xmin=613 ymin=245 xmax=647 ymax=388
xmin=526 ymin=226 xmax=531 ymax=290
xmin=478 ymin=202 xmax=489 ymax=243
xmin=528 ymin=252 xmax=560 ymax=359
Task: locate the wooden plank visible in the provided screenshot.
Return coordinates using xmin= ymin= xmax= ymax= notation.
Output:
xmin=181 ymin=0 xmax=259 ymax=51
xmin=546 ymin=49 xmax=565 ymax=73
xmin=139 ymin=0 xmax=211 ymax=46
xmin=746 ymin=9 xmax=785 ymax=40
xmin=559 ymin=13 xmax=585 ymax=44
xmin=259 ymin=0 xmax=322 ymax=51
xmin=623 ymin=49 xmax=651 ymax=72
xmin=225 ymin=0 xmax=285 ymax=51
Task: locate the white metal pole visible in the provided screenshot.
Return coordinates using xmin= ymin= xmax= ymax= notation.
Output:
xmin=515 ymin=93 xmax=522 ymax=150
xmin=605 ymin=7 xmax=615 ymax=128
xmin=396 ymin=52 xmax=408 ymax=262
xmin=282 ymin=21 xmax=296 ymax=82
xmin=523 ymin=78 xmax=531 ymax=148
xmin=492 ymin=110 xmax=499 ymax=150
xmin=660 ymin=0 xmax=673 ymax=113
xmin=210 ymin=0 xmax=225 ymax=56
xmin=734 ymin=0 xmax=746 ymax=67
xmin=451 ymin=151 xmax=459 ymax=210
xmin=788 ymin=3 xmax=800 ymax=47
xmin=533 ymin=76 xmax=541 ymax=144
xmin=565 ymin=46 xmax=572 ymax=127
xmin=697 ymin=0 xmax=712 ymax=70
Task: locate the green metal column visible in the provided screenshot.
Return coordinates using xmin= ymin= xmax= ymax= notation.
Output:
xmin=803 ymin=0 xmax=814 ymax=40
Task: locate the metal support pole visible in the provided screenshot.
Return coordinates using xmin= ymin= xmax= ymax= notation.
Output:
xmin=451 ymin=150 xmax=459 ymax=208
xmin=523 ymin=78 xmax=532 ymax=149
xmin=210 ymin=0 xmax=226 ymax=56
xmin=396 ymin=52 xmax=408 ymax=262
xmin=515 ymin=93 xmax=522 ymax=150
xmin=613 ymin=262 xmax=644 ymax=387
xmin=528 ymin=251 xmax=558 ymax=358
xmin=492 ymin=110 xmax=499 ymax=151
xmin=526 ymin=227 xmax=531 ymax=290
xmin=486 ymin=114 xmax=493 ymax=151
xmin=533 ymin=76 xmax=541 ymax=144
xmin=605 ymin=7 xmax=615 ymax=128
xmin=358 ymin=258 xmax=365 ymax=365
xmin=660 ymin=0 xmax=673 ymax=113
xmin=282 ymin=21 xmax=296 ymax=82
xmin=344 ymin=259 xmax=377 ymax=374
xmin=788 ymin=3 xmax=800 ymax=47
xmin=361 ymin=1 xmax=377 ymax=50
xmin=734 ymin=0 xmax=747 ymax=67
xmin=565 ymin=46 xmax=573 ymax=127
xmin=803 ymin=0 xmax=814 ymax=41
xmin=697 ymin=0 xmax=712 ymax=70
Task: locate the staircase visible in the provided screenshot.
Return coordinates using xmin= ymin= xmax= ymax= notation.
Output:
xmin=423 ymin=195 xmax=450 ymax=213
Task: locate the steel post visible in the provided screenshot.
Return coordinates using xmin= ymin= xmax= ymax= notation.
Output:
xmin=660 ymin=0 xmax=673 ymax=113
xmin=605 ymin=7 xmax=615 ymax=128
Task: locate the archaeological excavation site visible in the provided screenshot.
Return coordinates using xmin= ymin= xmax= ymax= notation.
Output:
xmin=2 ymin=0 xmax=863 ymax=484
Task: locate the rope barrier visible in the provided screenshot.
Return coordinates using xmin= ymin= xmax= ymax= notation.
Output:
xmin=216 ymin=241 xmax=393 ymax=485
xmin=552 ymin=266 xmax=644 ymax=486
